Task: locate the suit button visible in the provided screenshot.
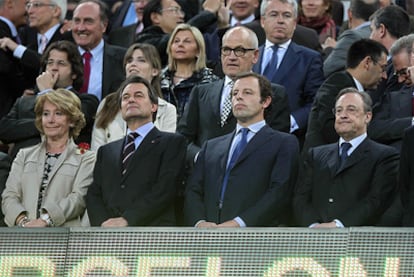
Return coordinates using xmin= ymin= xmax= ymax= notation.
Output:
xmin=121 ymin=185 xmax=125 ymax=189
xmin=328 ymin=198 xmax=334 ymax=203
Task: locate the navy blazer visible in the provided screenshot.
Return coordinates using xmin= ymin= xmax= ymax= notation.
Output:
xmin=253 ymin=42 xmax=325 ymax=129
xmin=86 ymin=128 xmax=186 ymax=226
xmin=294 ymin=138 xmax=399 ymax=227
xmin=184 ymin=125 xmax=299 ymax=226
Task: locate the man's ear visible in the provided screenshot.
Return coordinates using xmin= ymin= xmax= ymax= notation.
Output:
xmin=150 ymin=12 xmax=160 ymax=26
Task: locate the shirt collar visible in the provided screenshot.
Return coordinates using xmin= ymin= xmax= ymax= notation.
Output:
xmin=78 ymin=39 xmax=104 ymax=56
xmin=38 ymin=23 xmax=60 ymax=43
xmin=235 ymin=120 xmax=266 ymax=134
xmin=127 ymin=121 xmax=154 ymax=138
xmin=339 ymin=133 xmax=367 ymax=155
xmin=264 ymin=39 xmax=291 ymax=50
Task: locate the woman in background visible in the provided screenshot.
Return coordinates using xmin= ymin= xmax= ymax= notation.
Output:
xmin=161 ymin=23 xmax=218 ymax=120
xmin=91 ymin=43 xmax=177 ymax=151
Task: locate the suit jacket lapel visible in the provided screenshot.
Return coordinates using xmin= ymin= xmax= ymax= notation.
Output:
xmin=336 ymin=138 xmax=369 ymax=175
xmin=274 ymin=43 xmax=299 ymax=83
xmin=211 ymin=80 xmax=225 ymax=120
xmin=122 ymin=128 xmax=161 ymax=179
xmin=253 ymin=45 xmax=265 ymax=73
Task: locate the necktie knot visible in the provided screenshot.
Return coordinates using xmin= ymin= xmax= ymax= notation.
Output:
xmin=339 ymin=142 xmax=352 ymax=168
xmin=126 ymin=132 xmax=139 ymax=144
xmin=83 ymin=51 xmax=92 ymax=60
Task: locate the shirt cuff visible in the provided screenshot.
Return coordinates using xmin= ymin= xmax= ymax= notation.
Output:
xmin=37 ymin=88 xmax=53 ymax=95
xmin=194 ymin=220 xmax=206 ymax=227
xmin=13 ymin=45 xmax=26 ymax=59
xmin=334 ymin=219 xmax=344 ymax=228
xmin=234 ymin=216 xmax=246 ymax=227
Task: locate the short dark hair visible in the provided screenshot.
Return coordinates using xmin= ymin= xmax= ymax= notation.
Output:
xmin=370 ymin=5 xmax=410 ymax=39
xmin=350 ymin=0 xmax=379 ymax=21
xmin=335 ymin=87 xmax=372 ymax=113
xmin=41 ymin=41 xmax=84 ymax=91
xmin=232 ymin=72 xmax=273 ymax=117
xmin=118 ymin=75 xmax=159 ymax=107
xmin=346 ymin=39 xmax=388 ymax=69
xmin=142 ymin=0 xmax=162 ymax=28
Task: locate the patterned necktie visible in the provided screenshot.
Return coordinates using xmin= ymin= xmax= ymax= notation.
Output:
xmin=219 ymin=128 xmax=249 ymax=210
xmin=339 ymin=142 xmax=352 ymax=168
xmin=39 ymin=35 xmax=48 ymax=54
xmin=80 ymin=51 xmax=92 ymax=93
xmin=121 ymin=132 xmax=139 ymax=175
xmin=221 ymin=81 xmax=234 ymax=127
xmin=262 ymin=44 xmax=279 ymax=80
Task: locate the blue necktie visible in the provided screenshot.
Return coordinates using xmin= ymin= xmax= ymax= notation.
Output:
xmin=262 ymin=44 xmax=279 ymax=80
xmin=339 ymin=142 xmax=352 ymax=168
xmin=219 ymin=128 xmax=249 ymax=209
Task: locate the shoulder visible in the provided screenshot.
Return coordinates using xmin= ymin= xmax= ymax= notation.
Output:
xmin=364 ymin=138 xmax=398 ymax=155
xmin=104 ymin=43 xmax=127 ymax=56
xmin=289 ymin=42 xmax=320 ymax=57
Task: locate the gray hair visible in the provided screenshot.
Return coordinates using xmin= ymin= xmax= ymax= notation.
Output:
xmin=390 ymin=34 xmax=414 ymax=56
xmin=52 ymin=0 xmax=67 ymax=22
xmin=260 ymin=0 xmax=298 ymax=18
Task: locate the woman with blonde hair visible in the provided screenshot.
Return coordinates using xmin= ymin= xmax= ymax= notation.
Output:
xmin=91 ymin=43 xmax=177 ymax=150
xmin=161 ymin=23 xmax=218 ymax=119
xmin=2 ymin=89 xmax=95 ymax=227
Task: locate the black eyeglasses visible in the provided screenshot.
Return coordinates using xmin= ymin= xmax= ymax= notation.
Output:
xmin=221 ymin=46 xmax=256 ymax=57
xmin=393 ymin=67 xmax=408 ymax=77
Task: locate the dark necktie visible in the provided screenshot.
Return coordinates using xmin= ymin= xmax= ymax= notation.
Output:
xmin=80 ymin=51 xmax=92 ymax=93
xmin=262 ymin=44 xmax=279 ymax=80
xmin=411 ymin=95 xmax=414 ymax=116
xmin=339 ymin=142 xmax=352 ymax=168
xmin=122 ymin=132 xmax=139 ymax=175
xmin=219 ymin=128 xmax=249 ymax=209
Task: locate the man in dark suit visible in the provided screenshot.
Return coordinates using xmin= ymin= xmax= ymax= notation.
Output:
xmin=0 ymin=0 xmax=73 ymax=93
xmin=0 ymin=0 xmax=26 ymax=118
xmin=323 ymin=0 xmax=379 ymax=77
xmin=303 ymin=39 xmax=388 ymax=153
xmin=400 ymin=126 xmax=414 ymax=226
xmin=178 ymin=26 xmax=290 ymax=165
xmin=368 ymin=34 xmax=414 ymax=150
xmin=71 ymin=0 xmax=126 ymax=100
xmin=0 ymin=41 xmax=99 ymax=159
xmin=294 ymin=89 xmax=399 ymax=227
xmin=86 ymin=75 xmax=186 ymax=226
xmin=184 ymin=72 xmax=299 ymax=227
xmin=253 ymin=0 xmax=325 ymax=140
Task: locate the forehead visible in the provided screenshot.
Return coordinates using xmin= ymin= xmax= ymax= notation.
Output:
xmin=265 ymin=0 xmax=295 ymax=13
xmin=74 ymin=2 xmax=101 ymax=18
xmin=234 ymin=76 xmax=260 ymax=89
xmin=336 ymin=93 xmax=364 ymax=107
xmin=161 ymin=0 xmax=179 ymax=8
xmin=48 ymin=49 xmax=69 ymax=60
xmin=392 ymin=50 xmax=410 ymax=66
xmin=223 ymin=30 xmax=252 ymax=47
xmin=174 ymin=30 xmax=195 ymax=39
xmin=122 ymin=82 xmax=149 ymax=94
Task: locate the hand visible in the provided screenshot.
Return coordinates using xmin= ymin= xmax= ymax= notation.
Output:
xmin=196 ymin=221 xmax=218 ymax=228
xmin=322 ymin=37 xmax=336 ymax=49
xmin=36 ymin=71 xmax=58 ymax=91
xmin=101 ymin=217 xmax=128 ymax=227
xmin=217 ymin=0 xmax=231 ymax=28
xmin=60 ymin=19 xmax=72 ymax=33
xmin=203 ymin=0 xmax=221 ymax=14
xmin=217 ymin=219 xmax=240 ymax=227
xmin=23 ymin=218 xmax=48 ymax=228
xmin=311 ymin=221 xmax=337 ymax=228
xmin=0 ymin=37 xmax=18 ymax=52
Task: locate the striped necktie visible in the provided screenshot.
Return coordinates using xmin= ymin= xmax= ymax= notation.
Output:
xmin=121 ymin=132 xmax=139 ymax=175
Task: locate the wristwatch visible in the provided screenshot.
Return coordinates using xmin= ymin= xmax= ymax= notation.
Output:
xmin=40 ymin=213 xmax=54 ymax=227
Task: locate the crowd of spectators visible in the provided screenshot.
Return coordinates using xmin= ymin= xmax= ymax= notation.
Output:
xmin=1 ymin=0 xmax=414 ymax=228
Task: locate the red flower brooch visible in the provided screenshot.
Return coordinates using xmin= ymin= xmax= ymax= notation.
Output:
xmin=76 ymin=142 xmax=90 ymax=154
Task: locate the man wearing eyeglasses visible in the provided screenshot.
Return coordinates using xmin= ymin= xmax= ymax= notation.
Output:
xmin=294 ymin=88 xmax=399 ymax=228
xmin=178 ymin=26 xmax=289 ymax=166
xmin=135 ymin=0 xmax=221 ymax=66
xmin=368 ymin=34 xmax=414 ymax=152
xmin=0 ymin=0 xmax=73 ymax=96
xmin=303 ymin=39 xmax=388 ymax=155
xmin=0 ymin=41 xmax=99 ymax=159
